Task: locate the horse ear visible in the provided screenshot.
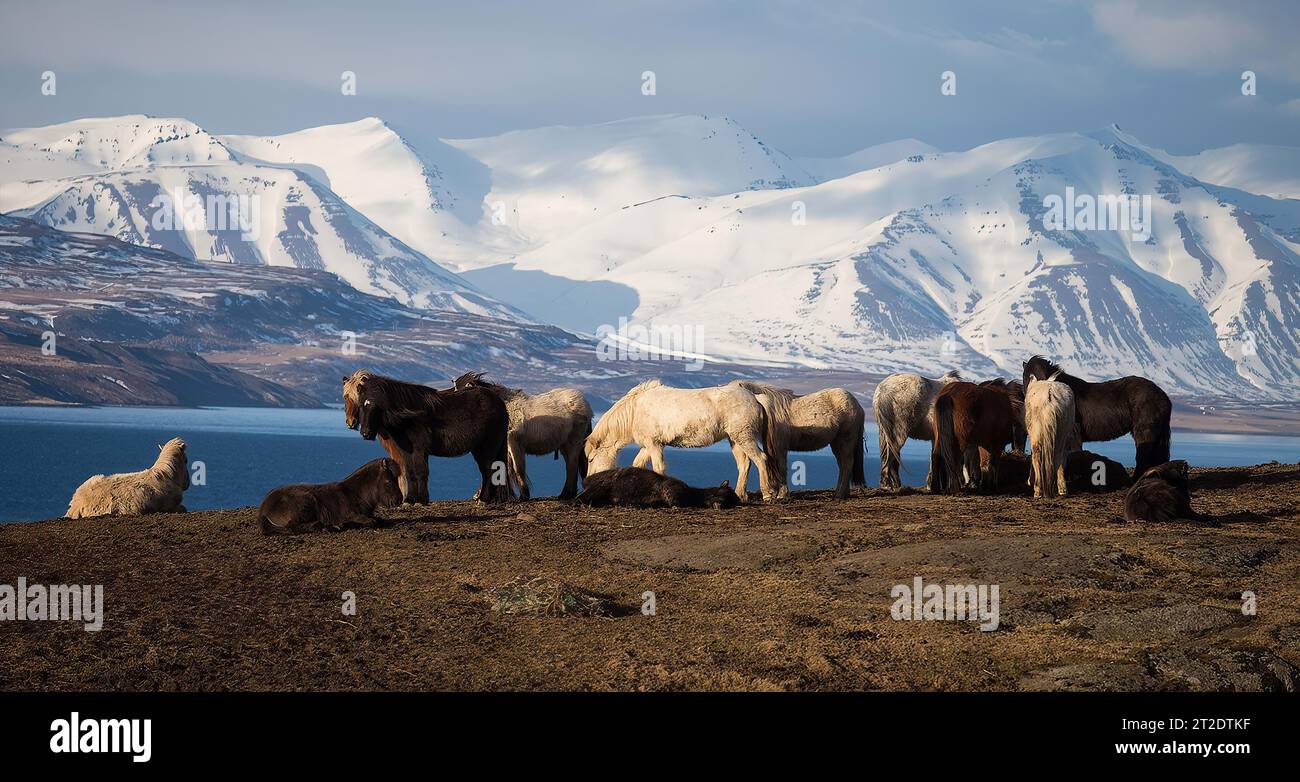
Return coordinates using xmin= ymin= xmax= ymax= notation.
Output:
xmin=341 ymin=376 xmax=348 ymax=383
xmin=720 ymin=480 xmax=730 ymax=489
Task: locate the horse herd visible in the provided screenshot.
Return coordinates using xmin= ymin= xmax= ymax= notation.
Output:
xmin=62 ymin=355 xmax=1203 ymax=531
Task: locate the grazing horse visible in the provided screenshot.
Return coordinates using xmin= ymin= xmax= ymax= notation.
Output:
xmin=66 ymin=437 xmax=190 ymax=518
xmin=574 ymin=468 xmax=739 ymax=509
xmin=873 ymin=371 xmax=962 ymax=489
xmin=1023 ymin=372 xmax=1081 ymax=498
xmin=928 ymin=381 xmax=1022 ymax=494
xmin=729 ymin=381 xmax=866 ymax=500
xmin=344 ymin=370 xmax=512 ymax=504
xmin=258 ymin=458 xmax=404 ymax=535
xmin=1022 ymin=356 xmax=1171 ymax=479
xmin=452 ymin=372 xmax=593 ymax=501
xmin=585 ymin=379 xmax=775 ymax=503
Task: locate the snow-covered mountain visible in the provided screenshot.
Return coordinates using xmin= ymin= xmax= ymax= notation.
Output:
xmin=4 ymin=113 xmax=1300 ymax=399
xmin=0 ymin=116 xmax=515 ymax=317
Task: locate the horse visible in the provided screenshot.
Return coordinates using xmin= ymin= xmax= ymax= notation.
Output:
xmin=343 ymin=370 xmax=512 ymax=504
xmin=1124 ymin=460 xmax=1208 ymax=523
xmin=728 ymin=381 xmax=865 ymax=500
xmin=1023 ymin=372 xmax=1081 ymax=498
xmin=451 ymin=372 xmax=592 ymax=501
xmin=66 ymin=437 xmax=190 ymax=518
xmin=585 ymin=379 xmax=776 ymax=503
xmin=982 ymin=379 xmax=1028 ymax=453
xmin=1022 ymin=356 xmax=1172 ymax=479
xmin=574 ymin=468 xmax=739 ymax=509
xmin=873 ymin=371 xmax=963 ymax=489
xmin=928 ymin=381 xmax=1023 ymax=494
xmin=259 ymin=458 xmax=404 ymax=535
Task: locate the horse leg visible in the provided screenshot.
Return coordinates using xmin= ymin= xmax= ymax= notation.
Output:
xmin=409 ymin=456 xmax=430 ymax=505
xmin=739 ymin=438 xmax=773 ymax=502
xmin=507 ymin=434 xmax=529 ymax=501
xmin=558 ymin=435 xmax=582 ymax=501
xmin=645 ymin=444 xmax=667 ymax=474
xmin=986 ymin=451 xmax=1000 ymax=494
xmin=632 ymin=447 xmax=652 ymax=469
xmin=730 ymin=442 xmax=752 ymax=503
xmin=1132 ymin=425 xmax=1170 ymax=480
xmin=833 ymin=436 xmax=853 ymax=500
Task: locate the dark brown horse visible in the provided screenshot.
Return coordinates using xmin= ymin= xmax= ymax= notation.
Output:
xmin=981 ymin=378 xmax=1027 ymax=453
xmin=574 ymin=468 xmax=739 ymax=509
xmin=1022 ymin=356 xmax=1171 ymax=479
xmin=343 ymin=370 xmax=512 ymax=504
xmin=258 ymin=458 xmax=404 ymax=535
xmin=929 ymin=381 xmax=1022 ymax=493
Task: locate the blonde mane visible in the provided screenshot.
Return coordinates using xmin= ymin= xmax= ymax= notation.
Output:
xmin=150 ymin=437 xmax=188 ymax=482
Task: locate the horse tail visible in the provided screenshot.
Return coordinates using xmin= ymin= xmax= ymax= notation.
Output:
xmin=852 ymin=409 xmax=866 ymax=487
xmin=932 ymin=395 xmax=961 ymax=493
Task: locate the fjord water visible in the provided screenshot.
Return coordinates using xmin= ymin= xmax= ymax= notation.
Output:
xmin=2 ymin=405 xmax=1298 ymax=523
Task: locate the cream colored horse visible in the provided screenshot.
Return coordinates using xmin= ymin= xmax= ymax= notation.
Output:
xmin=872 ymin=370 xmax=962 ymax=489
xmin=730 ymin=381 xmax=865 ymax=500
xmin=66 ymin=437 xmax=190 ymax=518
xmin=453 ymin=373 xmax=593 ymax=500
xmin=585 ymin=380 xmax=775 ymax=502
xmin=1024 ymin=371 xmax=1081 ymax=498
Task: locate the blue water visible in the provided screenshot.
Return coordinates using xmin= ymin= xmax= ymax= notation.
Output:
xmin=1 ymin=405 xmax=1298 ymax=523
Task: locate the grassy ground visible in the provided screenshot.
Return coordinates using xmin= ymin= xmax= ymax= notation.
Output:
xmin=1 ymin=463 xmax=1297 ymax=691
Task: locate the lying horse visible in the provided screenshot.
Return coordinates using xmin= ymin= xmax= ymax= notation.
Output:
xmin=585 ymin=379 xmax=775 ymax=503
xmin=574 ymin=467 xmax=739 ymax=509
xmin=1023 ymin=356 xmax=1171 ymax=479
xmin=452 ymin=372 xmax=592 ymax=501
xmin=1023 ymin=372 xmax=1080 ymax=498
xmin=929 ymin=381 xmax=1022 ymax=493
xmin=344 ymin=370 xmax=511 ymax=504
xmin=1065 ymin=450 xmax=1131 ymax=493
xmin=1124 ymin=460 xmax=1207 ymax=523
xmin=259 ymin=458 xmax=404 ymax=535
xmin=873 ymin=371 xmax=962 ymax=489
xmin=66 ymin=437 xmax=190 ymax=518
xmin=729 ymin=380 xmax=865 ymax=500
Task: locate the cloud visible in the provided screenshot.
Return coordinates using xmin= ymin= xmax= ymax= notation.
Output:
xmin=1092 ymin=0 xmax=1300 ymax=81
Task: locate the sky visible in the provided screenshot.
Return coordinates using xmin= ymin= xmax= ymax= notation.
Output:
xmin=1 ymin=0 xmax=1297 ymax=157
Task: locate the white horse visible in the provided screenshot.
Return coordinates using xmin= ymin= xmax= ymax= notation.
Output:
xmin=872 ymin=371 xmax=962 ymax=489
xmin=1024 ymin=371 xmax=1081 ymax=498
xmin=453 ymin=373 xmax=593 ymax=500
xmin=66 ymin=437 xmax=190 ymax=518
xmin=729 ymin=381 xmax=865 ymax=499
xmin=585 ymin=380 xmax=775 ymax=502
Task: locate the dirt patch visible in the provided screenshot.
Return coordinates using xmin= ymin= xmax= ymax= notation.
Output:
xmin=1 ymin=463 xmax=1297 ymax=691
xmin=602 ymin=531 xmax=821 ymax=573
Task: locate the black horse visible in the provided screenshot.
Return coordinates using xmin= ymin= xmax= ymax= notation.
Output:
xmin=349 ymin=371 xmax=512 ymax=504
xmin=1022 ymin=356 xmax=1171 ymax=479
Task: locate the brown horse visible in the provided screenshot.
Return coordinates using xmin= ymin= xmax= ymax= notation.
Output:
xmin=343 ymin=370 xmax=512 ymax=504
xmin=258 ymin=458 xmax=404 ymax=535
xmin=928 ymin=381 xmax=1023 ymax=494
xmin=1022 ymin=356 xmax=1171 ymax=479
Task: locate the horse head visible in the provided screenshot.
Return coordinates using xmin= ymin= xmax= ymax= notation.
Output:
xmin=342 ymin=370 xmax=374 ymax=430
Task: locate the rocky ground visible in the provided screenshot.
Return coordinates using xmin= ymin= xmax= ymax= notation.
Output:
xmin=0 ymin=463 xmax=1297 ymax=691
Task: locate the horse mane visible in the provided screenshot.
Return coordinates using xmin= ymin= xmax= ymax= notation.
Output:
xmin=731 ymin=380 xmax=795 ymax=405
xmin=342 ymin=368 xmax=372 ymax=403
xmin=940 ymin=370 xmax=962 ymax=382
xmin=150 ymin=437 xmax=187 ymax=483
xmin=452 ymin=371 xmax=519 ymax=399
xmin=1025 ymin=355 xmax=1065 ymax=379
xmin=358 ymin=372 xmax=445 ymax=414
xmin=593 ymin=379 xmax=662 ymax=443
